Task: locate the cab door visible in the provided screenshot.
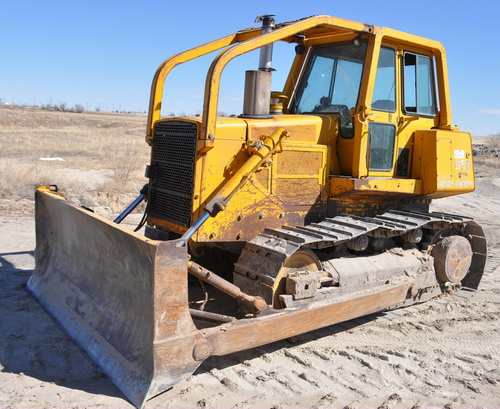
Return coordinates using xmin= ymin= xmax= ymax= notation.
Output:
xmin=366 ymin=45 xmax=399 ymax=177
xmin=367 ymin=44 xmax=439 ymax=178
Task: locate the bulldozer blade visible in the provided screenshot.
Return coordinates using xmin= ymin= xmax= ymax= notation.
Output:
xmin=27 ymin=188 xmax=206 ymax=407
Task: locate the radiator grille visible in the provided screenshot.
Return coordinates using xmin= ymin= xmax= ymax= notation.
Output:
xmin=149 ymin=121 xmax=198 ymax=227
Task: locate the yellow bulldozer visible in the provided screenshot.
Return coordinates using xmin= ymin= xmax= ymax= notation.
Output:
xmin=28 ymin=15 xmax=487 ymax=407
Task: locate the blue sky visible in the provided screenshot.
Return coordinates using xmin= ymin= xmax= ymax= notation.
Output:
xmin=1 ymin=0 xmax=498 ymax=135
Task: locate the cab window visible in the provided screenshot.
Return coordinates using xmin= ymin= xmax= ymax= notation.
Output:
xmin=293 ymin=43 xmax=367 ymax=139
xmin=372 ymin=47 xmax=396 ymax=112
xmin=368 ymin=123 xmax=396 ymax=171
xmin=403 ymin=52 xmax=436 ymax=116
xmin=293 ymin=43 xmax=367 ymax=114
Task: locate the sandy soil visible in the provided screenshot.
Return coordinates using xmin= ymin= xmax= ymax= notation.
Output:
xmin=1 ymin=107 xmax=499 ymax=409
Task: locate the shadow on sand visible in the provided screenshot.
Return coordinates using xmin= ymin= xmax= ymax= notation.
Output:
xmin=0 ymin=250 xmax=122 ymax=400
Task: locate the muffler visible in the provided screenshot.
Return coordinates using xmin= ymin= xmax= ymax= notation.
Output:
xmin=242 ymin=15 xmax=276 ymax=118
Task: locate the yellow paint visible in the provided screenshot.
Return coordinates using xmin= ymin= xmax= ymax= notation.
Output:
xmin=412 ymin=130 xmax=474 ymax=198
xmin=330 ymin=177 xmax=422 ymax=197
xmin=197 ymin=140 xmax=329 ymax=242
xmin=37 ymin=185 xmax=67 ymax=200
xmin=204 ymin=128 xmax=288 ymax=215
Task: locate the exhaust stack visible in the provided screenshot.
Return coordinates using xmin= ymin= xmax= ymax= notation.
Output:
xmin=257 ymin=15 xmax=275 ymax=71
xmin=242 ymin=15 xmax=276 ymax=118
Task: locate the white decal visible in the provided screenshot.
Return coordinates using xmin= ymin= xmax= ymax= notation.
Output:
xmin=438 ymin=180 xmax=453 ymax=188
xmin=455 ymin=159 xmax=471 ymax=170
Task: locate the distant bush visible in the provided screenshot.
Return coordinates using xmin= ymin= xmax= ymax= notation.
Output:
xmin=41 ymin=103 xmax=85 ymax=113
xmin=487 ymin=133 xmax=500 ymax=151
xmin=104 ymin=150 xmax=139 ymax=190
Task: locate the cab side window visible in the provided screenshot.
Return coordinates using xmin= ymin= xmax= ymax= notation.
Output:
xmin=368 ymin=123 xmax=396 ymax=171
xmin=403 ymin=52 xmax=436 ymax=116
xmin=372 ymin=47 xmax=396 ymax=112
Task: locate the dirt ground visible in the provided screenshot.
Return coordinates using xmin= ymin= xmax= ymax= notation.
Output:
xmin=1 ymin=106 xmax=499 ymax=409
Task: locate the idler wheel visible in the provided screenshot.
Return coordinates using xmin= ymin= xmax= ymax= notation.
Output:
xmin=273 ymin=250 xmax=321 ymax=308
xmin=432 ymin=235 xmax=472 ymax=283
